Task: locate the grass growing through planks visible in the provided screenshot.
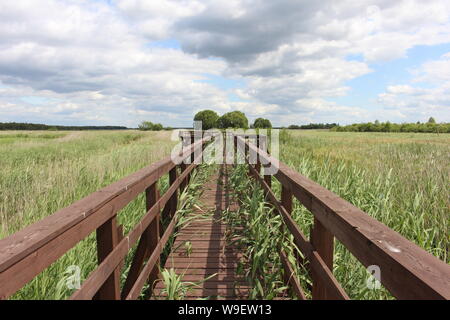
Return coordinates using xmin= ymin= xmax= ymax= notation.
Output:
xmin=224 ymin=164 xmax=289 ymax=299
xmin=156 ymin=268 xmax=217 ymax=300
xmin=154 ymin=164 xmax=220 ymax=300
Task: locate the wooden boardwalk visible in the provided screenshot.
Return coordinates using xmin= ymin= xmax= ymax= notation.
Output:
xmin=154 ymin=165 xmax=250 ymax=300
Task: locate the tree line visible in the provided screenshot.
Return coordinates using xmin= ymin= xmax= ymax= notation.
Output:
xmin=137 ymin=121 xmax=173 ymax=131
xmin=331 ymin=118 xmax=450 ymax=133
xmin=288 ymin=123 xmax=338 ymax=129
xmin=0 ymin=122 xmax=128 ymax=131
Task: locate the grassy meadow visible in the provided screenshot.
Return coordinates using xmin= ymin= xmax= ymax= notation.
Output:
xmin=0 ymin=129 xmax=448 ymax=300
xmin=0 ymin=130 xmax=182 ymax=299
xmin=280 ymin=130 xmax=449 ymax=263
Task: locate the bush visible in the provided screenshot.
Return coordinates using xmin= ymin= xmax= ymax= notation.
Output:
xmin=138 ymin=121 xmax=164 ymax=131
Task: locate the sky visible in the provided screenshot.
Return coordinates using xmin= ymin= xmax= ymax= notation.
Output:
xmin=0 ymin=0 xmax=450 ymax=127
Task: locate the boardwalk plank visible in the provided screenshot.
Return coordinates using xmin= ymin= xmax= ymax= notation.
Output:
xmin=154 ymin=165 xmax=250 ymax=300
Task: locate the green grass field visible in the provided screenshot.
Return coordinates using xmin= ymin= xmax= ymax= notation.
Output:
xmin=280 ymin=130 xmax=449 ymax=263
xmin=0 ymin=130 xmax=448 ymax=299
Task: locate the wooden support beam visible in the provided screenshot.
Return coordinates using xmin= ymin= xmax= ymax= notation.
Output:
xmin=169 ymin=167 xmax=178 ymax=218
xmin=311 ymin=218 xmax=335 ymax=300
xmin=95 ymin=217 xmax=120 ymax=300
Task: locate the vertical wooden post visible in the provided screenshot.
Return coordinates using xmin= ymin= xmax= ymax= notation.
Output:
xmin=117 ymin=225 xmax=124 ymax=273
xmin=121 ymin=183 xmax=159 ymax=299
xmin=180 ymin=163 xmax=187 ymax=192
xmin=95 ymin=217 xmax=120 ymax=300
xmin=146 ymin=183 xmax=160 ymax=295
xmin=281 ymin=185 xmax=292 ymax=214
xmin=169 ymin=167 xmax=178 ymax=218
xmin=255 ymin=135 xmax=261 ymax=176
xmin=190 ymin=133 xmax=195 ymax=164
xmin=311 ymin=218 xmax=334 ymax=300
xmin=263 ymin=163 xmax=272 ymax=201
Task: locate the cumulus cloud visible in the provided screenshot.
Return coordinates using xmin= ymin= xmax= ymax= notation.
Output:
xmin=0 ymin=0 xmax=449 ymax=126
xmin=377 ymin=53 xmax=450 ymax=121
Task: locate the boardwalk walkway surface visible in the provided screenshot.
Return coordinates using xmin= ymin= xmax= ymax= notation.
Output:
xmin=154 ymin=165 xmax=250 ymax=300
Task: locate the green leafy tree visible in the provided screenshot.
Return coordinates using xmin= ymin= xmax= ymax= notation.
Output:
xmin=428 ymin=117 xmax=436 ymax=124
xmin=218 ymin=111 xmax=249 ymax=129
xmin=138 ymin=121 xmax=154 ymax=131
xmin=253 ymin=118 xmax=272 ymax=128
xmin=138 ymin=121 xmax=164 ymax=131
xmin=193 ymin=110 xmax=219 ymax=130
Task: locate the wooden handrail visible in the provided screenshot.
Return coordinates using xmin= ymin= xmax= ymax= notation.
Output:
xmin=1 ymin=131 xmax=448 ymax=300
xmin=235 ymin=134 xmax=450 ymax=300
xmin=0 ymin=135 xmax=211 ymax=299
xmin=70 ymin=153 xmax=200 ymax=300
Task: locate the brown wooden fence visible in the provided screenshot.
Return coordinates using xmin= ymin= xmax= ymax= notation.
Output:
xmin=0 ymin=132 xmax=449 ymax=300
xmin=0 ymin=134 xmax=210 ymax=300
xmin=234 ymin=134 xmax=450 ymax=300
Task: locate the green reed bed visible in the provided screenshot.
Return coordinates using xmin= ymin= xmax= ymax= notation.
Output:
xmin=1 ymin=131 xmax=178 ymax=299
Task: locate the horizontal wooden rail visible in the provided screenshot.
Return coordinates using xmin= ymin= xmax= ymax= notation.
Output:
xmin=0 ymin=135 xmax=211 ymax=299
xmin=70 ymin=159 xmax=198 ymax=299
xmin=280 ymin=250 xmax=307 ymax=300
xmin=236 ymin=134 xmax=450 ymax=300
xmin=247 ymin=158 xmax=349 ymax=300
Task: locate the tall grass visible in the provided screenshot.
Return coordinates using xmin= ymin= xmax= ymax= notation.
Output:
xmin=225 ymin=130 xmax=449 ymax=300
xmin=0 ymin=130 xmax=179 ymax=299
xmin=281 ymin=130 xmax=449 ymax=263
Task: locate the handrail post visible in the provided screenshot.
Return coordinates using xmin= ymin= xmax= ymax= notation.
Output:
xmin=190 ymin=132 xmax=195 ymax=165
xmin=169 ymin=167 xmax=178 ymax=218
xmin=95 ymin=216 xmax=121 ymax=300
xmin=180 ymin=163 xmax=187 ymax=192
xmin=263 ymin=167 xmax=272 ymax=201
xmin=281 ymin=185 xmax=292 ymax=213
xmin=121 ymin=182 xmax=159 ymax=299
xmin=145 ymin=183 xmax=160 ymax=296
xmin=311 ymin=218 xmax=334 ymax=300
xmin=255 ymin=135 xmax=261 ymax=176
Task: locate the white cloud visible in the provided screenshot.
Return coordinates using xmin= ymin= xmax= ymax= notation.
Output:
xmin=0 ymin=0 xmax=449 ymax=126
xmin=377 ymin=53 xmax=450 ymax=122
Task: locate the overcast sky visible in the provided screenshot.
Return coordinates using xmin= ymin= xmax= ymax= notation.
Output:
xmin=0 ymin=0 xmax=449 ymax=127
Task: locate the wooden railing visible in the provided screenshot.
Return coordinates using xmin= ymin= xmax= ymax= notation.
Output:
xmin=234 ymin=134 xmax=450 ymax=300
xmin=1 ymin=131 xmax=449 ymax=300
xmin=0 ymin=134 xmax=211 ymax=300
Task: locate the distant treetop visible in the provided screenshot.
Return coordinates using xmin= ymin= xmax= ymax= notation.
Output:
xmin=194 ymin=110 xmax=219 ymax=130
xmin=138 ymin=121 xmax=164 ymax=131
xmin=217 ymin=111 xmax=249 ymax=129
xmin=253 ymin=118 xmax=272 ymax=129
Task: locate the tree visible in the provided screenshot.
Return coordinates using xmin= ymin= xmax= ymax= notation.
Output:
xmin=218 ymin=111 xmax=249 ymax=129
xmin=193 ymin=110 xmax=219 ymax=130
xmin=428 ymin=117 xmax=436 ymax=124
xmin=253 ymin=118 xmax=272 ymax=128
xmin=138 ymin=121 xmax=154 ymax=131
xmin=138 ymin=121 xmax=163 ymax=131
